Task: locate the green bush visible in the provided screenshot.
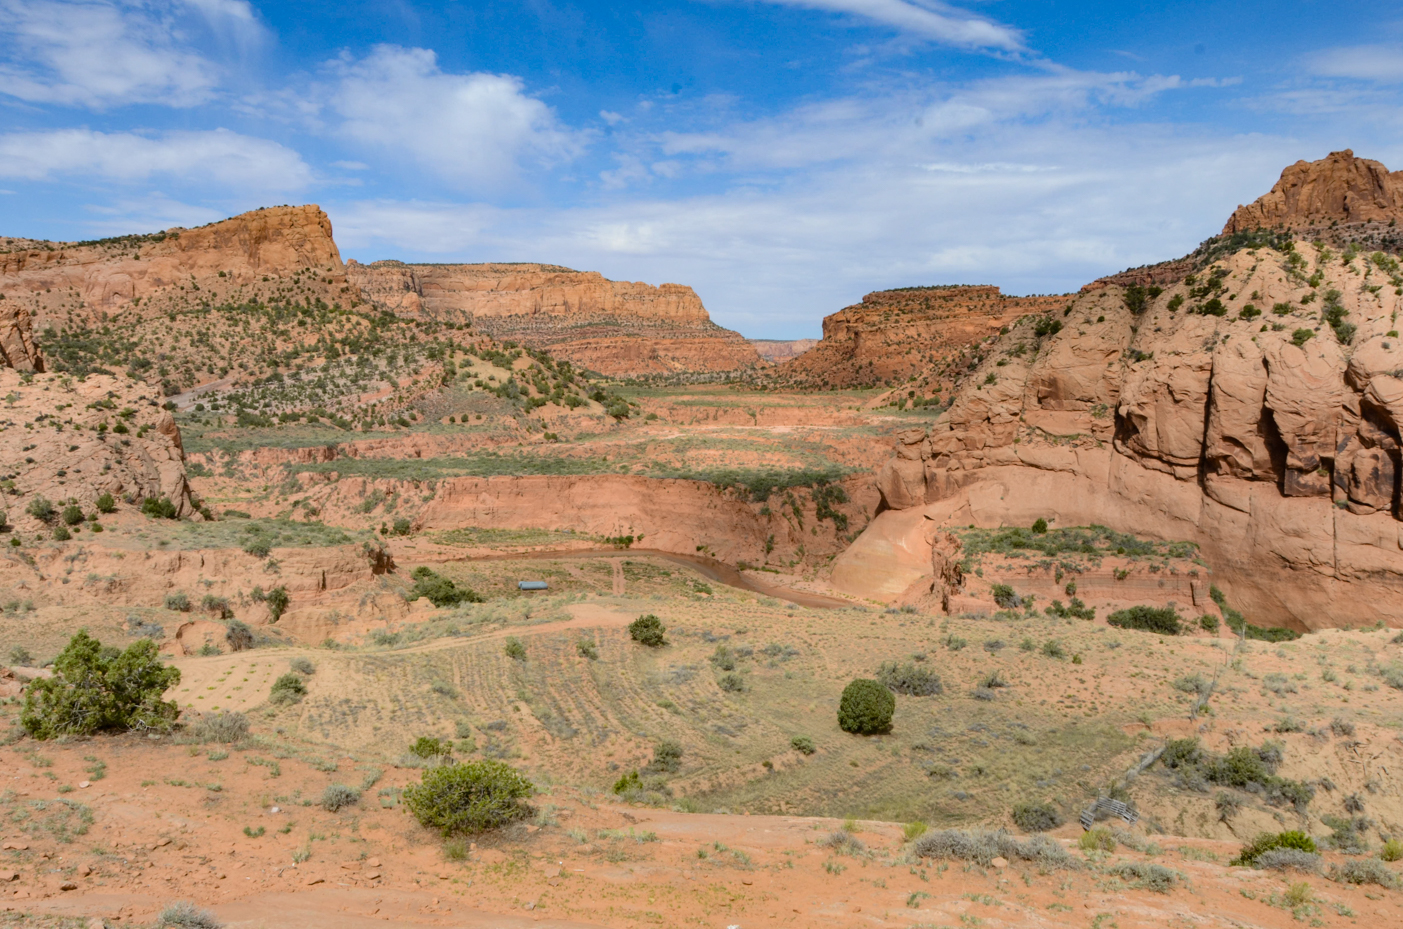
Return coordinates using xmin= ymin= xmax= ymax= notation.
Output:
xmin=141 ymin=496 xmax=179 ymax=519
xmin=503 ymin=637 xmax=526 ymax=661
xmin=838 ymin=678 xmax=895 ymax=734
xmin=26 ymin=495 xmax=55 ymax=522
xmin=628 ymin=614 xmax=667 ymax=647
xmin=990 ymin=583 xmax=1020 ymax=608
xmin=95 ymin=492 xmax=116 ymax=514
xmin=61 ymin=504 xmax=85 ymax=526
xmin=243 ymin=539 xmax=271 ymax=558
xmin=411 ymin=736 xmax=451 ymax=759
xmin=22 ymin=631 xmax=181 ymax=739
xmin=646 ymin=740 xmax=683 ymax=774
xmin=402 ymin=760 xmax=534 ymax=835
xmin=717 ymin=671 xmax=746 ymax=692
xmin=53 ymin=525 xmax=71 ymax=541
xmin=289 ymin=657 xmax=315 ymax=675
xmin=1107 ymin=605 xmax=1181 ymax=635
xmin=189 ymin=710 xmax=248 ymax=744
xmin=1233 ymin=831 xmax=1317 ymax=866
xmin=791 ymin=735 xmax=816 ymax=755
xmin=1031 ymin=518 xmax=1048 ymax=534
xmin=407 ymin=567 xmax=483 ymax=607
xmin=224 ymin=620 xmax=254 ymax=652
xmin=613 ymin=770 xmax=642 ymax=794
xmin=269 ymin=673 xmax=307 ymax=705
xmin=264 ymin=586 xmax=289 ymax=623
xmin=156 ymin=901 xmax=221 ymax=929
xmin=1011 ymin=801 xmax=1063 ymax=833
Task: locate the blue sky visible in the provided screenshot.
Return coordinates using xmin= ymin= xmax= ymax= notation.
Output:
xmin=3 ymin=1 xmax=1402 ymax=337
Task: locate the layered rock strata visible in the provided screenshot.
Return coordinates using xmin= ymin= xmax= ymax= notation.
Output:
xmin=773 ymin=286 xmax=1068 ymax=389
xmin=839 ymin=241 xmax=1403 ymax=629
xmin=0 ymin=205 xmax=358 ymax=329
xmin=346 ymin=260 xmax=761 ymax=377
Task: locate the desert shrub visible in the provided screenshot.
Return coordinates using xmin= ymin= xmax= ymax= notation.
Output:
xmin=791 ymin=735 xmax=816 ymax=755
xmin=95 ymin=492 xmax=116 ymax=514
xmin=903 ymin=821 xmax=928 ymax=841
xmin=200 ymin=595 xmax=231 ymax=619
xmin=1031 ymin=518 xmax=1048 ymax=533
xmin=1254 ymin=848 xmax=1323 ymax=873
xmin=269 ymin=673 xmax=307 ymax=705
xmin=1329 ymin=858 xmax=1398 ymax=888
xmin=990 ymin=583 xmax=1020 ymax=608
xmin=402 ymin=760 xmax=534 ymax=835
xmin=164 ymin=592 xmax=191 ymax=612
xmin=8 ymin=645 xmax=33 ymax=666
xmin=1322 ymin=814 xmax=1371 ymax=853
xmin=1173 ymin=673 xmax=1211 ymax=695
xmin=1199 ymin=614 xmax=1219 ymax=633
xmin=1329 ymin=717 xmax=1355 ymax=737
xmin=1107 ymin=606 xmax=1181 ymax=635
xmin=979 ymin=669 xmax=1007 ymax=689
xmin=1381 ymin=839 xmax=1403 ymax=862
xmin=1233 ymin=831 xmax=1317 ymax=866
xmin=289 ymin=657 xmax=315 ymax=675
xmin=22 ymin=631 xmax=181 ymax=739
xmin=1079 ymin=827 xmax=1116 ymax=852
xmin=912 ymin=829 xmax=1079 ymax=870
xmin=52 ymin=525 xmax=71 ymax=541
xmin=1262 ymin=672 xmax=1297 ymax=695
xmin=256 ymin=586 xmax=290 ymax=623
xmin=709 ymin=645 xmax=737 ymax=670
xmin=157 ymin=901 xmax=222 ymax=929
xmin=61 ymin=504 xmax=84 ymax=526
xmin=224 ymin=620 xmax=254 ymax=652
xmin=26 ymin=495 xmax=55 ymax=522
xmin=628 ymin=614 xmax=667 ymax=647
xmin=612 ymin=770 xmax=642 ymax=794
xmin=576 ymin=638 xmax=598 ymax=660
xmin=408 ymin=567 xmax=483 ymax=607
xmin=876 ymin=660 xmax=943 ymax=696
xmin=838 ymin=679 xmax=895 ymax=734
xmin=411 ymin=736 xmax=451 ymax=759
xmin=190 ymin=710 xmax=249 ymax=744
xmin=1110 ymin=861 xmax=1177 ymax=893
xmin=1040 ymin=640 xmax=1065 ymax=659
xmin=242 ymin=538 xmax=271 ymax=558
xmin=503 ymin=637 xmax=526 ymax=661
xmin=819 ymin=830 xmax=865 ymax=854
xmin=142 ymin=496 xmax=179 ymax=519
xmin=646 ymin=740 xmax=683 ymax=774
xmin=716 ymin=671 xmax=746 ymax=692
xmin=320 ymin=784 xmax=361 ymax=812
xmin=1011 ymin=801 xmax=1063 ymax=833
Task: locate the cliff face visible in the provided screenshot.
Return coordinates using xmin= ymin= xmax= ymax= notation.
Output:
xmin=0 ymin=206 xmax=358 ymax=330
xmin=839 ymin=164 xmax=1403 ymax=630
xmin=773 ymin=286 xmax=1069 ymax=390
xmin=0 ymin=299 xmax=44 ymax=372
xmin=346 ymin=260 xmax=761 ymax=377
xmin=1225 ymin=150 xmax=1403 ymax=233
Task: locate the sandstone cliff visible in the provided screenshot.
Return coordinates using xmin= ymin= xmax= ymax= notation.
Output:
xmin=750 ymin=339 xmax=818 ymax=363
xmin=0 ymin=205 xmax=358 ymax=331
xmin=839 ymin=216 xmax=1403 ymax=630
xmin=0 ymin=299 xmax=44 ymax=372
xmin=773 ymin=285 xmax=1069 ymax=391
xmin=346 ymin=260 xmax=761 ymax=377
xmin=1224 ymin=149 xmax=1403 ymax=233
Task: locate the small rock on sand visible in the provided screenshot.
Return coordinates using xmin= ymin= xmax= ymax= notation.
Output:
xmin=991 ymin=857 xmax=1008 ymax=868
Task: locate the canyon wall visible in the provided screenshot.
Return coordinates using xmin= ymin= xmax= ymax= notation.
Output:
xmin=837 ymin=152 xmax=1403 ymax=630
xmin=346 ymin=260 xmax=762 ymax=377
xmin=1224 ymin=149 xmax=1403 ymax=233
xmin=0 ymin=205 xmax=357 ymax=329
xmin=773 ymin=285 xmax=1068 ymax=390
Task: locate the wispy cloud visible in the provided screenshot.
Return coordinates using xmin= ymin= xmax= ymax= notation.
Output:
xmin=0 ymin=128 xmax=313 ymax=192
xmin=326 ymin=45 xmax=585 ymax=190
xmin=747 ymin=0 xmax=1022 ymax=50
xmin=0 ymin=0 xmax=262 ymax=108
xmin=1307 ymin=44 xmax=1403 ymax=83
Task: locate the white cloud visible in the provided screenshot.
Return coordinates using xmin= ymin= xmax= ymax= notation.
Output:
xmin=328 ymin=45 xmax=583 ymax=189
xmin=0 ymin=0 xmax=262 ymax=108
xmin=1307 ymin=45 xmax=1403 ymax=83
xmin=747 ymin=0 xmax=1022 ymax=50
xmin=0 ymin=128 xmax=313 ymax=193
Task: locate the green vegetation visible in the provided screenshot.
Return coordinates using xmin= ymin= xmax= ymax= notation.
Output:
xmin=402 ymin=760 xmax=534 ymax=835
xmin=503 ymin=637 xmax=526 ymax=661
xmin=21 ymin=631 xmax=180 ymax=739
xmin=790 ymin=735 xmax=816 ymax=755
xmin=956 ymin=524 xmax=1196 ymax=574
xmin=1011 ymin=801 xmax=1063 ymax=833
xmin=1107 ymin=606 xmax=1182 ymax=636
xmin=269 ymin=673 xmax=307 ymax=705
xmin=876 ymin=660 xmax=943 ymax=696
xmin=410 ymin=736 xmax=452 ymax=759
xmin=407 ymin=567 xmax=484 ymax=607
xmin=320 ymin=784 xmax=361 ymax=812
xmin=628 ymin=613 xmax=667 ymax=647
xmin=1161 ymin=738 xmax=1313 ymax=811
xmin=1232 ymin=831 xmax=1317 ymax=866
xmin=1210 ymin=585 xmax=1301 ymax=641
xmin=838 ymin=679 xmax=895 ymax=734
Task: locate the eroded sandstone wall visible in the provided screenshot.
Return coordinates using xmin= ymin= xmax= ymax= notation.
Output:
xmin=0 ymin=205 xmax=357 ymax=329
xmin=346 ymin=260 xmax=761 ymax=376
xmin=841 ymin=243 xmax=1403 ymax=629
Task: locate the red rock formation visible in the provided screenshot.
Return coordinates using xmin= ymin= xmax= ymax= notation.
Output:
xmin=751 ymin=339 xmax=818 ymax=363
xmin=0 ymin=205 xmax=358 ymax=329
xmin=346 ymin=260 xmax=761 ymax=377
xmin=842 ymin=239 xmax=1403 ymax=631
xmin=1225 ymin=150 xmax=1403 ymax=232
xmin=0 ymin=299 xmax=43 ymax=372
xmin=773 ymin=286 xmax=1069 ymax=389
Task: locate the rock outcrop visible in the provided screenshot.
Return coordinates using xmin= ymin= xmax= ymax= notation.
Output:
xmin=346 ymin=260 xmax=761 ymax=377
xmin=1224 ymin=150 xmax=1403 ymax=233
xmin=839 ymin=235 xmax=1403 ymax=630
xmin=0 ymin=299 xmax=43 ymax=372
xmin=0 ymin=205 xmax=358 ymax=330
xmin=773 ymin=286 xmax=1068 ymax=390
xmin=750 ymin=339 xmax=818 ymax=363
